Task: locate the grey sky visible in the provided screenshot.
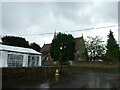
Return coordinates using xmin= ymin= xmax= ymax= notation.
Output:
xmin=1 ymin=2 xmax=119 ymax=47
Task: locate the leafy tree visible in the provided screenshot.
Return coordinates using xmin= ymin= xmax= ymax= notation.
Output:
xmin=30 ymin=42 xmax=41 ymax=52
xmin=2 ymin=36 xmax=30 ymax=48
xmin=105 ymin=30 xmax=119 ymax=61
xmin=50 ymin=32 xmax=75 ymax=64
xmin=85 ymin=36 xmax=105 ymax=61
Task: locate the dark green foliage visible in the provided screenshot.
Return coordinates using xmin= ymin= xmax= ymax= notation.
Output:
xmin=105 ymin=30 xmax=119 ymax=61
xmin=30 ymin=42 xmax=41 ymax=52
xmin=62 ymin=61 xmax=70 ymax=65
xmin=2 ymin=36 xmax=30 ymax=48
xmin=50 ymin=32 xmax=75 ymax=64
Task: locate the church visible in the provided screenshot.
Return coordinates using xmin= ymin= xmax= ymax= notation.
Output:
xmin=40 ymin=32 xmax=87 ymax=62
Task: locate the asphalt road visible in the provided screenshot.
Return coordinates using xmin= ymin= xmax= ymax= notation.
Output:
xmin=2 ymin=68 xmax=119 ymax=88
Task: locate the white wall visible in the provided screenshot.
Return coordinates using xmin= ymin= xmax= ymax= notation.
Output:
xmin=36 ymin=55 xmax=42 ymax=66
xmin=23 ymin=54 xmax=28 ymax=67
xmin=0 ymin=51 xmax=7 ymax=67
xmin=38 ymin=55 xmax=41 ymax=66
xmin=37 ymin=55 xmax=42 ymax=66
xmin=0 ymin=51 xmax=2 ymax=67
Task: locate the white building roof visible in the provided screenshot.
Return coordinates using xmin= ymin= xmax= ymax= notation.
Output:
xmin=0 ymin=44 xmax=41 ymax=55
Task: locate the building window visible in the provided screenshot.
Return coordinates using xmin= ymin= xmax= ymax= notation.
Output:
xmin=28 ymin=55 xmax=39 ymax=67
xmin=7 ymin=54 xmax=23 ymax=67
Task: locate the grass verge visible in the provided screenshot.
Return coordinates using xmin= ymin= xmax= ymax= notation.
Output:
xmin=71 ymin=64 xmax=119 ymax=69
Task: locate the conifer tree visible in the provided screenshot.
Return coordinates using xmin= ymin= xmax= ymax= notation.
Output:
xmin=105 ymin=30 xmax=119 ymax=61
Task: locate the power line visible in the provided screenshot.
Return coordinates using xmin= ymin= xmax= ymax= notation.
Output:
xmin=64 ymin=24 xmax=119 ymax=33
xmin=1 ymin=24 xmax=119 ymax=37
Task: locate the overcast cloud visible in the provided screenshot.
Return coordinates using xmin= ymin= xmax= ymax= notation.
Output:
xmin=1 ymin=2 xmax=119 ymax=47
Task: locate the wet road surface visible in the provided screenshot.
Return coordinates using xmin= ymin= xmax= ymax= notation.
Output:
xmin=3 ymin=68 xmax=119 ymax=88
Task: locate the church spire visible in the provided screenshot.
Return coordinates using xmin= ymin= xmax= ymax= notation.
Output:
xmin=54 ymin=30 xmax=57 ymax=39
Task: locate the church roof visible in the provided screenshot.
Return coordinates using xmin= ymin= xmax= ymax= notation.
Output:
xmin=40 ymin=44 xmax=51 ymax=53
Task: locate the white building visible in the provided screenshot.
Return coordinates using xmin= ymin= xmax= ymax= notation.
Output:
xmin=0 ymin=44 xmax=42 ymax=67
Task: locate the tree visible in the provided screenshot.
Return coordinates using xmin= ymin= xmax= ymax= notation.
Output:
xmin=105 ymin=30 xmax=119 ymax=61
xmin=50 ymin=32 xmax=75 ymax=64
xmin=2 ymin=36 xmax=30 ymax=48
xmin=30 ymin=42 xmax=41 ymax=52
xmin=85 ymin=36 xmax=105 ymax=61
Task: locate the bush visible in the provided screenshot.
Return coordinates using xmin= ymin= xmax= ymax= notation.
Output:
xmin=62 ymin=61 xmax=70 ymax=65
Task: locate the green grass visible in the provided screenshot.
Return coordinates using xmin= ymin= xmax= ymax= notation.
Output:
xmin=71 ymin=64 xmax=119 ymax=69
